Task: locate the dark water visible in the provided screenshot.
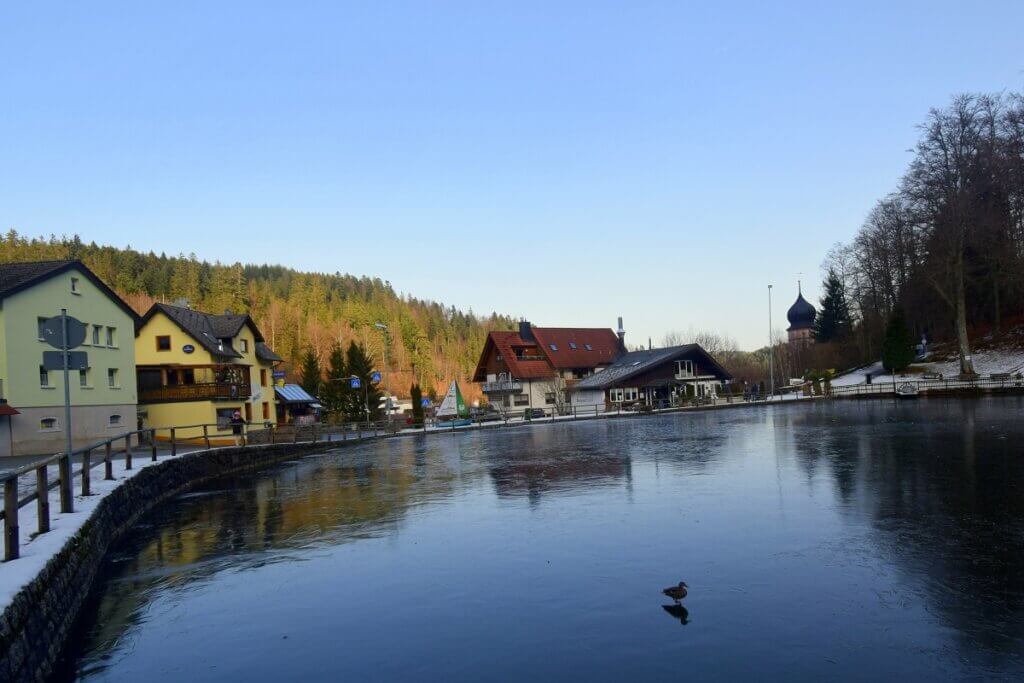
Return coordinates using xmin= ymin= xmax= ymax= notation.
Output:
xmin=58 ymin=399 xmax=1024 ymax=681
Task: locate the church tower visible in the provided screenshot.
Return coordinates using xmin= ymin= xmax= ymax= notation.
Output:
xmin=786 ymin=282 xmax=817 ymax=344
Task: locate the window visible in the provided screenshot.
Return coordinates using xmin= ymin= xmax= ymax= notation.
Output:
xmin=71 ymin=277 xmax=80 ymax=294
xmin=109 ymin=414 xmax=122 ymax=426
xmin=609 ymin=388 xmax=638 ymax=403
xmin=156 ymin=335 xmax=171 ymax=352
xmin=37 ymin=317 xmax=47 ymax=341
xmin=40 ymin=417 xmax=58 ymax=431
xmin=216 ymin=408 xmax=235 ymax=429
xmin=240 ymin=339 xmax=249 ymax=353
xmin=260 ymin=369 xmax=268 ymax=386
xmin=496 ymin=354 xmax=503 ymax=361
xmin=92 ymin=325 xmax=101 ymax=345
xmin=40 ymin=366 xmax=50 ymax=388
xmin=585 ymin=344 xmax=593 ymax=351
xmin=262 ymin=402 xmax=270 ymax=420
xmin=545 ymin=392 xmax=556 ymax=405
xmin=675 ymin=360 xmax=694 ymax=378
xmin=106 ymin=326 xmax=117 ymax=347
xmin=79 ymin=368 xmax=90 ymax=387
xmin=108 ymin=368 xmax=119 ymax=388
xmin=569 ymin=342 xmax=577 ymax=350
xmin=549 ymin=343 xmax=558 ymax=351
xmin=244 ymin=403 xmax=252 ymax=422
xmin=513 ymin=394 xmax=529 ymax=407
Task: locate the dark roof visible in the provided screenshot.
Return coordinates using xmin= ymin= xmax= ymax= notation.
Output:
xmin=0 ymin=260 xmax=70 ymax=296
xmin=256 ymin=342 xmax=283 ymax=362
xmin=786 ymin=291 xmax=817 ymax=331
xmin=140 ymin=303 xmax=278 ymax=361
xmin=570 ymin=344 xmax=732 ymax=391
xmin=0 ymin=260 xmax=140 ymax=322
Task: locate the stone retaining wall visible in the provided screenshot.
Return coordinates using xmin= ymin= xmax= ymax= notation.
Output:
xmin=0 ymin=441 xmax=335 ymax=682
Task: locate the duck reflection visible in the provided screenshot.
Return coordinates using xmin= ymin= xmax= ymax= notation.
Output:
xmin=661 ymin=604 xmax=690 ymax=625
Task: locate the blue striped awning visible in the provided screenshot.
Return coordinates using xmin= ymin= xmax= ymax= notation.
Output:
xmin=275 ymin=384 xmax=317 ymax=404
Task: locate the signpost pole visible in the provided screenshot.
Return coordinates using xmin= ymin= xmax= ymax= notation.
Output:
xmin=59 ymin=309 xmax=74 ymax=513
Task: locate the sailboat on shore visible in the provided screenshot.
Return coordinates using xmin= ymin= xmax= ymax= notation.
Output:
xmin=436 ymin=380 xmax=472 ymax=426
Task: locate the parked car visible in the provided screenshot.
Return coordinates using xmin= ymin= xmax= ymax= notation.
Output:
xmin=524 ymin=408 xmax=546 ymax=420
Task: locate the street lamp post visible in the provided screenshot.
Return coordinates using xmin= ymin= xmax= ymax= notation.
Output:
xmin=374 ymin=322 xmax=391 ymax=421
xmin=768 ymin=284 xmax=774 ymax=401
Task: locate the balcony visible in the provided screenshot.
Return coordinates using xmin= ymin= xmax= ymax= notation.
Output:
xmin=137 ymin=363 xmax=252 ymax=404
xmin=482 ymin=379 xmax=522 ymax=393
xmin=140 ymin=382 xmax=252 ymax=403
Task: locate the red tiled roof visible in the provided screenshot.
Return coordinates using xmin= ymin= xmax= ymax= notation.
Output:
xmin=531 ymin=328 xmax=621 ymax=369
xmin=474 ymin=331 xmax=557 ymax=380
xmin=473 ymin=326 xmax=622 ymax=381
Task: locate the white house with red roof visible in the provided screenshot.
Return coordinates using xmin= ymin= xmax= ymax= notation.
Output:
xmin=472 ymin=319 xmax=624 ymax=412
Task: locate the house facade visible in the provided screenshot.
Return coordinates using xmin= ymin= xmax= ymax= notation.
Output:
xmin=0 ymin=261 xmax=138 ymax=456
xmin=135 ymin=303 xmax=282 ymax=441
xmin=570 ymin=344 xmax=732 ymax=412
xmin=473 ymin=320 xmax=623 ymax=412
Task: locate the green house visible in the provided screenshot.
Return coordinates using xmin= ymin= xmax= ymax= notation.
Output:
xmin=0 ymin=260 xmax=138 ymax=456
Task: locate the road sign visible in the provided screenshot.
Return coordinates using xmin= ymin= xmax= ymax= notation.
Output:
xmin=272 ymin=370 xmax=287 ymax=379
xmin=42 ymin=351 xmax=88 ymax=371
xmin=421 ymin=398 xmax=431 ymax=408
xmin=40 ymin=315 xmax=86 ymax=350
xmin=183 ymin=344 xmax=195 ymax=354
xmin=371 ymin=371 xmax=382 ymax=383
xmin=350 ymin=377 xmax=361 ymax=389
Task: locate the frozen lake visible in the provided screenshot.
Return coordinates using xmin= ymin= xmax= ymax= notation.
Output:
xmin=57 ymin=398 xmax=1024 ymax=680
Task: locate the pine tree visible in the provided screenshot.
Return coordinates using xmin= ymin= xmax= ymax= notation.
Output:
xmin=882 ymin=307 xmax=915 ymax=372
xmin=345 ymin=341 xmax=383 ymax=422
xmin=299 ymin=347 xmax=322 ymax=398
xmin=321 ymin=343 xmax=348 ymax=417
xmin=815 ymin=270 xmax=852 ymax=343
xmin=410 ymin=383 xmax=424 ymax=427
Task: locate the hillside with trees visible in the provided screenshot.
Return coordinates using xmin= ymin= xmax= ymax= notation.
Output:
xmin=791 ymin=91 xmax=1024 ymax=379
xmin=0 ymin=231 xmax=514 ymax=402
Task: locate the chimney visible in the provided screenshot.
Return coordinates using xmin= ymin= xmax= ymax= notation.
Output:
xmin=518 ymin=319 xmax=534 ymax=342
xmin=616 ymin=317 xmax=626 ymax=353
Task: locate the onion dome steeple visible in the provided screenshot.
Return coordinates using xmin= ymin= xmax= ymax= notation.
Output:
xmin=786 ymin=281 xmax=817 ymax=332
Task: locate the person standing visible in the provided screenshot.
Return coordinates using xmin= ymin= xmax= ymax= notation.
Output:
xmin=230 ymin=410 xmax=245 ymax=446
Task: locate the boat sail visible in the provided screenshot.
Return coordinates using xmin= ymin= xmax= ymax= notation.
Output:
xmin=436 ymin=380 xmax=469 ymax=420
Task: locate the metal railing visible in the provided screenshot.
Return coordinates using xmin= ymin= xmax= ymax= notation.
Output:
xmin=829 ymin=374 xmax=1024 ymax=398
xmin=0 ymin=418 xmax=401 ymax=563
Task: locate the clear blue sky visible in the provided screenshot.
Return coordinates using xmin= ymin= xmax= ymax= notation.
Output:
xmin=2 ymin=2 xmax=1022 ymax=350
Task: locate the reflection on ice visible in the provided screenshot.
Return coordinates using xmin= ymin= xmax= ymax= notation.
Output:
xmin=59 ymin=398 xmax=1024 ymax=681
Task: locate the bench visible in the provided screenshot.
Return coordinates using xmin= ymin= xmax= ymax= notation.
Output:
xmin=921 ymin=372 xmax=943 ymax=381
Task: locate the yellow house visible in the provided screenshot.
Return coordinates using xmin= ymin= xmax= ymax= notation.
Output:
xmin=135 ymin=303 xmax=282 ymax=442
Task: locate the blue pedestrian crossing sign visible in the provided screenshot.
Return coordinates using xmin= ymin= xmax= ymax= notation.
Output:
xmin=421 ymin=398 xmax=431 ymax=408
xmin=350 ymin=377 xmax=361 ymax=389
xmin=371 ymin=371 xmax=382 ymax=383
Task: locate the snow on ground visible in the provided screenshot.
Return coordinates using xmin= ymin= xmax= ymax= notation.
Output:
xmin=832 ymin=348 xmax=1024 ymax=388
xmin=0 ymin=455 xmax=159 ymax=610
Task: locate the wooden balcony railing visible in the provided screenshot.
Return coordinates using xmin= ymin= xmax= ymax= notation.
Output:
xmin=139 ymin=382 xmax=252 ymax=403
